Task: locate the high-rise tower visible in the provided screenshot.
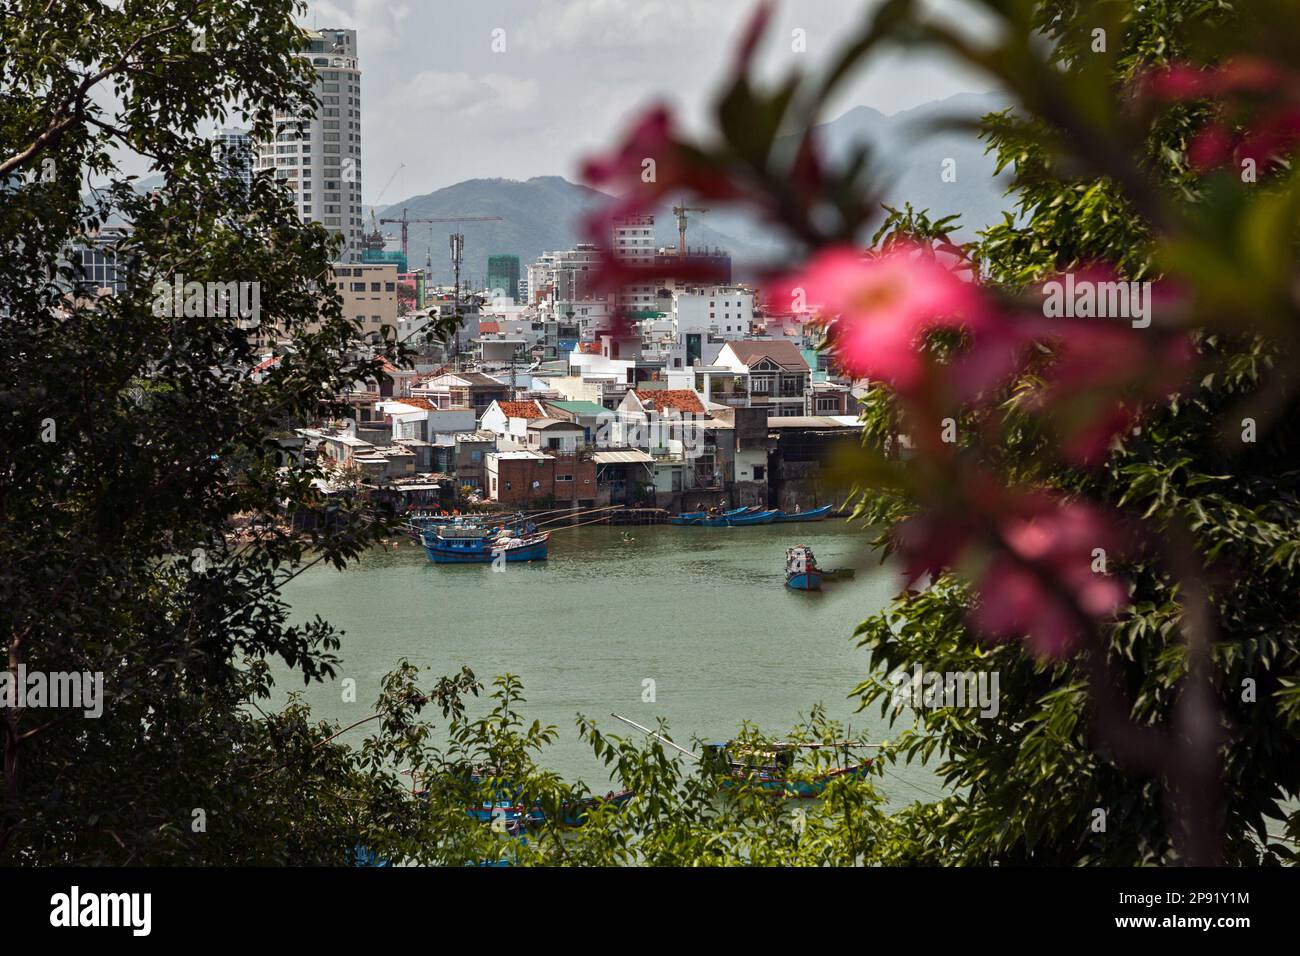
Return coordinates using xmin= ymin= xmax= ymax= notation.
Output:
xmin=256 ymin=28 xmax=363 ymax=261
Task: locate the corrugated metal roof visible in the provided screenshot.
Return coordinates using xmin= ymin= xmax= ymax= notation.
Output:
xmin=545 ymin=400 xmax=608 ymax=417
xmin=592 ymin=450 xmax=655 ymax=464
xmin=767 ymin=416 xmax=863 ymax=429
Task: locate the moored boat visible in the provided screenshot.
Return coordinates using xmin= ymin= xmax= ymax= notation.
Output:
xmin=702 ymin=742 xmax=872 ymax=796
xmin=422 ymin=525 xmax=549 ymax=564
xmin=668 ymin=511 xmax=705 ymax=525
xmin=785 ymin=544 xmax=822 ymax=590
xmin=725 ymin=509 xmax=778 ymax=526
xmin=772 ymin=504 xmax=834 ymax=523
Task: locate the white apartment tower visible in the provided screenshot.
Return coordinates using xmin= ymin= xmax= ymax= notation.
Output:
xmin=213 ymin=128 xmax=253 ymax=191
xmin=256 ymin=28 xmax=363 ymax=261
xmin=612 ymin=214 xmax=657 ymax=315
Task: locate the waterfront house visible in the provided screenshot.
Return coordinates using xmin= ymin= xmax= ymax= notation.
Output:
xmin=484 ymin=449 xmax=596 ymax=508
xmin=714 ymin=340 xmax=811 ymax=418
xmin=525 ymin=418 xmax=585 ymax=453
xmin=479 ymin=399 xmax=549 ymax=443
xmin=542 ymin=400 xmax=609 ymax=445
xmin=765 ymin=415 xmax=864 ymax=511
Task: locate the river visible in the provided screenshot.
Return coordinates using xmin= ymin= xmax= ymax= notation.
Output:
xmin=278 ymin=519 xmax=945 ymax=809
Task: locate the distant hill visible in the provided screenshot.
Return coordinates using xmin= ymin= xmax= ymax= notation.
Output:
xmin=801 ymin=90 xmax=1018 ymax=241
xmin=371 ymin=91 xmax=1020 ymax=284
xmin=373 ymin=175 xmax=785 ymax=286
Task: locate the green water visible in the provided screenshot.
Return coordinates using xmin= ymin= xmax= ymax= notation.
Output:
xmin=278 ymin=520 xmax=944 ymax=809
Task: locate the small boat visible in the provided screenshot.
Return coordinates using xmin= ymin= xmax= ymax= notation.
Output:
xmin=702 ymin=742 xmax=872 ymax=797
xmin=703 ymin=742 xmax=872 ymax=796
xmin=785 ymin=544 xmax=822 ymax=590
xmin=725 ymin=509 xmax=779 ymax=526
xmin=609 ymin=714 xmax=874 ymax=799
xmin=465 ymin=788 xmax=634 ymax=830
xmin=691 ymin=509 xmax=778 ymax=527
xmin=772 ymin=504 xmax=834 ymax=523
xmin=422 ymin=525 xmax=549 ymax=563
xmin=669 ymin=506 xmax=750 ymax=525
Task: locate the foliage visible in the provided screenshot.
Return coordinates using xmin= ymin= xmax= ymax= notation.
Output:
xmin=0 ymin=0 xmax=406 ymax=861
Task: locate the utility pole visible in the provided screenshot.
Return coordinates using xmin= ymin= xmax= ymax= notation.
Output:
xmin=450 ymin=232 xmax=464 ymax=371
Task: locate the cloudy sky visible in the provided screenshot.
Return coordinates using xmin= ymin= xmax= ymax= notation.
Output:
xmin=303 ymin=0 xmax=997 ymax=207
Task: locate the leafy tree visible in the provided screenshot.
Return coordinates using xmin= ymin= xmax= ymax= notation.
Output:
xmin=850 ymin=0 xmax=1300 ymax=864
xmin=0 ymin=0 xmax=405 ymax=862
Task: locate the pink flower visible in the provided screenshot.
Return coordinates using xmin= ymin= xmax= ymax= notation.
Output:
xmin=895 ymin=489 xmax=1129 ymax=660
xmin=973 ymin=499 xmax=1128 ymax=658
xmin=773 ymin=244 xmax=991 ymax=391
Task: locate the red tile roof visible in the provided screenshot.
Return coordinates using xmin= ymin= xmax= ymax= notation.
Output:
xmin=399 ymin=397 xmax=435 ymax=410
xmin=499 ymin=400 xmax=546 ymax=420
xmin=478 ymin=321 xmax=501 ymax=334
xmin=634 ymin=389 xmax=705 ymax=414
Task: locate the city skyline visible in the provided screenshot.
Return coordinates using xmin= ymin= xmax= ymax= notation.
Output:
xmin=302 ymin=0 xmax=997 ymax=206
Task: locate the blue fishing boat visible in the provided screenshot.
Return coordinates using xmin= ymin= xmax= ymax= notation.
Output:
xmin=414 ymin=773 xmax=632 ymax=832
xmin=669 ymin=506 xmax=750 ymax=525
xmin=422 ymin=525 xmax=549 ymax=563
xmin=773 ymin=504 xmax=835 ymax=523
xmin=725 ymin=509 xmax=779 ymax=526
xmin=785 ymin=545 xmax=822 ymax=591
xmin=465 ymin=788 xmax=634 ymax=829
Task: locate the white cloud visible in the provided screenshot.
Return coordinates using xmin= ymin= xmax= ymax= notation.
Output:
xmin=380 ymin=71 xmax=539 ymax=118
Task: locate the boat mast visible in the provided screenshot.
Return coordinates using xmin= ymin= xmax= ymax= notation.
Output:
xmin=609 ymin=713 xmax=700 ymax=762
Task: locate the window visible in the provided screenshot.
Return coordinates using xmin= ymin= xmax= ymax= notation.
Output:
xmin=753 ymin=465 xmax=765 ymax=480
xmin=556 ymin=474 xmax=572 ymax=482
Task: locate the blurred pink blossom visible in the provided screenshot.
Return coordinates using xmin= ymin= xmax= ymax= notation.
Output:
xmin=772 ymin=244 xmax=994 ymax=391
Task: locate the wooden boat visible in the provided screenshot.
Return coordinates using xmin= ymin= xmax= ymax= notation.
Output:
xmin=703 ymin=742 xmax=872 ymax=796
xmin=725 ymin=509 xmax=779 ymax=526
xmin=422 ymin=525 xmax=549 ymax=563
xmin=464 ymin=788 xmax=634 ymax=830
xmin=609 ymin=714 xmax=874 ymax=798
xmin=785 ymin=545 xmax=822 ymax=591
xmin=772 ymin=504 xmax=834 ymax=523
xmin=669 ymin=506 xmax=749 ymax=526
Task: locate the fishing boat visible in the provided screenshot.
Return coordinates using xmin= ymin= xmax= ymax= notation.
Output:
xmin=422 ymin=524 xmax=549 ymax=563
xmin=668 ymin=511 xmax=704 ymax=526
xmin=412 ymin=772 xmax=632 ymax=832
xmin=724 ymin=509 xmax=779 ymax=526
xmin=772 ymin=504 xmax=835 ymax=523
xmin=668 ymin=506 xmax=749 ymax=526
xmin=785 ymin=545 xmax=822 ymax=591
xmin=465 ymin=788 xmax=634 ymax=830
xmin=610 ymin=714 xmax=874 ymax=798
xmin=702 ymin=742 xmax=872 ymax=796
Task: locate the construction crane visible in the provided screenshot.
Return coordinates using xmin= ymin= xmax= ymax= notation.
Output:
xmin=378 ymin=208 xmax=504 ymax=262
xmin=365 ymin=162 xmax=406 ymax=253
xmin=672 ymin=200 xmax=709 ymax=262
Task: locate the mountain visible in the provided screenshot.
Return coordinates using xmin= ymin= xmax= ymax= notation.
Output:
xmin=373 ymin=175 xmax=782 ymax=286
xmin=804 ymin=90 xmax=1017 ymax=240
xmin=375 ymin=91 xmax=1018 ymax=285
